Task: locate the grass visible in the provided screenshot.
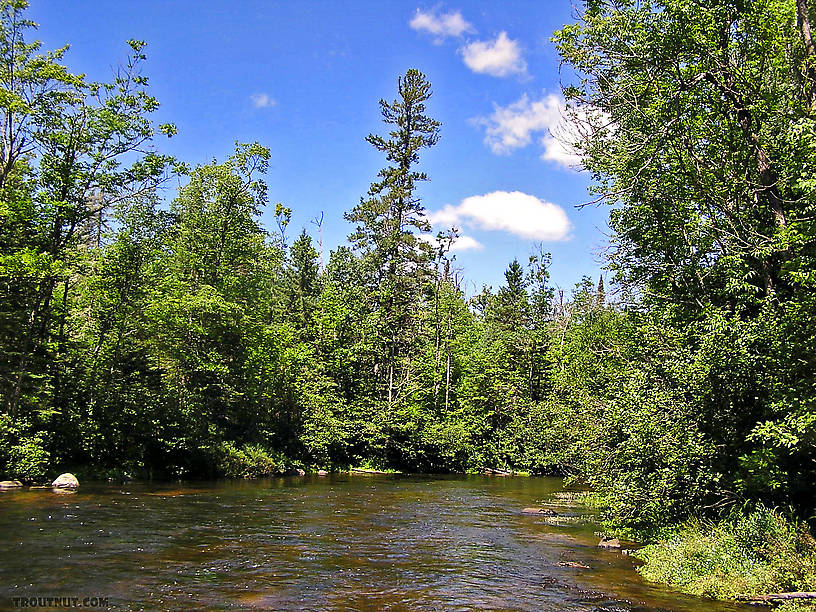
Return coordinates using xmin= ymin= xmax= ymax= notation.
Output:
xmin=633 ymin=507 xmax=816 ymax=605
xmin=562 ymin=491 xmax=816 ymax=608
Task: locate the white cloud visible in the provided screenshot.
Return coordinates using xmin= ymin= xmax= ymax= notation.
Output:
xmin=417 ymin=232 xmax=484 ymax=252
xmin=250 ymin=93 xmax=276 ymax=109
xmin=450 ymin=234 xmax=483 ymax=252
xmin=427 ymin=205 xmax=461 ymax=228
xmin=428 ymin=191 xmax=571 ymax=241
xmin=476 ymin=92 xmax=582 ymax=168
xmin=409 ymin=8 xmax=474 ymax=40
xmin=461 ymin=32 xmax=526 ymax=77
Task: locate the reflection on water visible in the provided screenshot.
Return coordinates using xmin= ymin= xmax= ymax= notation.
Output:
xmin=0 ymin=475 xmax=753 ymax=611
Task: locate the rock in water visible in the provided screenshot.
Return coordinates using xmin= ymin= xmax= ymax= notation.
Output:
xmin=0 ymin=480 xmax=23 ymax=489
xmin=522 ymin=507 xmax=559 ymax=516
xmin=51 ymin=473 xmax=79 ymax=489
xmin=598 ymin=536 xmax=621 ymax=549
xmin=557 ymin=561 xmax=591 ymax=569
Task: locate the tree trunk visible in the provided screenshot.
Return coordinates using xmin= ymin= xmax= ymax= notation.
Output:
xmin=798 ymin=0 xmax=816 ymax=110
xmin=387 ymin=358 xmax=394 ymax=411
xmin=444 ymin=352 xmax=451 ymax=413
xmin=739 ymin=592 xmax=816 ymax=603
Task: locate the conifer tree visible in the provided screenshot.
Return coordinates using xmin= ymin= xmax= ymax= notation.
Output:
xmin=345 ymin=69 xmax=440 ymax=411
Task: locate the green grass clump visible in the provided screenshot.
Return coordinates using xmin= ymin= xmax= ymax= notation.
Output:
xmin=635 ymin=507 xmax=816 ymax=602
xmin=217 ymin=442 xmax=290 ymax=478
xmin=548 ymin=490 xmax=604 ymax=506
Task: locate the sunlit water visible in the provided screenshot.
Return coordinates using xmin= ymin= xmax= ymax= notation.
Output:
xmin=0 ymin=475 xmax=754 ymax=611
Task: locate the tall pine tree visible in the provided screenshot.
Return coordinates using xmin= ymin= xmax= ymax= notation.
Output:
xmin=345 ymin=69 xmax=440 ymax=412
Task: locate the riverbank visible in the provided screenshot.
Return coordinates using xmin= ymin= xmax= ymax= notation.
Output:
xmin=632 ymin=508 xmax=816 ymax=610
xmin=31 ymin=443 xmax=534 ymax=484
xmin=569 ymin=492 xmax=816 ymax=611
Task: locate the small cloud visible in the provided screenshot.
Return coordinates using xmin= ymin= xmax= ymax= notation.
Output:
xmin=428 ymin=191 xmax=571 ymax=241
xmin=251 ymin=93 xmax=276 ymax=109
xmin=417 ymin=232 xmax=484 ymax=252
xmin=475 ymin=92 xmax=582 ymax=168
xmin=410 ymin=8 xmax=474 ymax=41
xmin=450 ymin=234 xmax=483 ymax=252
xmin=461 ymin=32 xmax=526 ymax=77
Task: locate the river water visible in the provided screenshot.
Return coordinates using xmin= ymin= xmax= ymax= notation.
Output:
xmin=0 ymin=475 xmax=754 ymax=611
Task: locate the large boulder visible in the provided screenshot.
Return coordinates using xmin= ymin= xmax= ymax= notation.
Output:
xmin=0 ymin=480 xmax=23 ymax=489
xmin=51 ymin=473 xmax=79 ymax=489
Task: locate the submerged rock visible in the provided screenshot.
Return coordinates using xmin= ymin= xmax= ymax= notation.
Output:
xmin=0 ymin=480 xmax=23 ymax=489
xmin=598 ymin=537 xmax=621 ymax=549
xmin=522 ymin=507 xmax=559 ymax=516
xmin=52 ymin=473 xmax=79 ymax=489
xmin=558 ymin=561 xmax=591 ymax=569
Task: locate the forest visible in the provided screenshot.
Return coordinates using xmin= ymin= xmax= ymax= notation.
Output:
xmin=2 ymin=0 xmax=816 ymax=601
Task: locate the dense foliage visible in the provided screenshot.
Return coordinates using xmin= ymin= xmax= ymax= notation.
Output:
xmin=1 ymin=0 xmax=815 ymax=548
xmin=550 ymin=0 xmax=816 ymax=528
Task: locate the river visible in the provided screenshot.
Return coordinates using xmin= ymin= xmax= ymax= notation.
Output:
xmin=0 ymin=474 xmax=755 ymax=611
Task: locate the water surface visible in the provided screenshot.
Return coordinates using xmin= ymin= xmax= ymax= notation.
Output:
xmin=0 ymin=475 xmax=754 ymax=611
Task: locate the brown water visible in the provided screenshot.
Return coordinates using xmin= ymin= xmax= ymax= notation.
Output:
xmin=0 ymin=475 xmax=755 ymax=611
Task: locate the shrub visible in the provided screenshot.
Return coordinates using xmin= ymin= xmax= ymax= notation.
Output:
xmin=216 ymin=442 xmax=288 ymax=478
xmin=0 ymin=415 xmax=50 ymax=482
xmin=6 ymin=434 xmax=50 ymax=482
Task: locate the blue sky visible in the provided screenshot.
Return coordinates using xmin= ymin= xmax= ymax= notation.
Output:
xmin=28 ymin=1 xmax=609 ymax=295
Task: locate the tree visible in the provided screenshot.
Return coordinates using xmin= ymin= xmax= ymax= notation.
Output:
xmin=0 ymin=1 xmax=177 ymax=478
xmin=146 ymin=144 xmax=276 ymax=463
xmin=556 ymin=0 xmax=814 ymax=308
xmin=284 ymin=229 xmax=320 ymax=332
xmin=65 ymin=193 xmax=172 ymax=470
xmin=345 ymin=69 xmax=440 ymax=414
xmin=554 ymin=0 xmax=816 ymax=520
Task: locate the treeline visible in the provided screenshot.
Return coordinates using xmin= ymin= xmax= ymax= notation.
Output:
xmin=0 ymin=3 xmax=587 ymax=483
xmin=2 ymin=0 xmax=816 ymax=535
